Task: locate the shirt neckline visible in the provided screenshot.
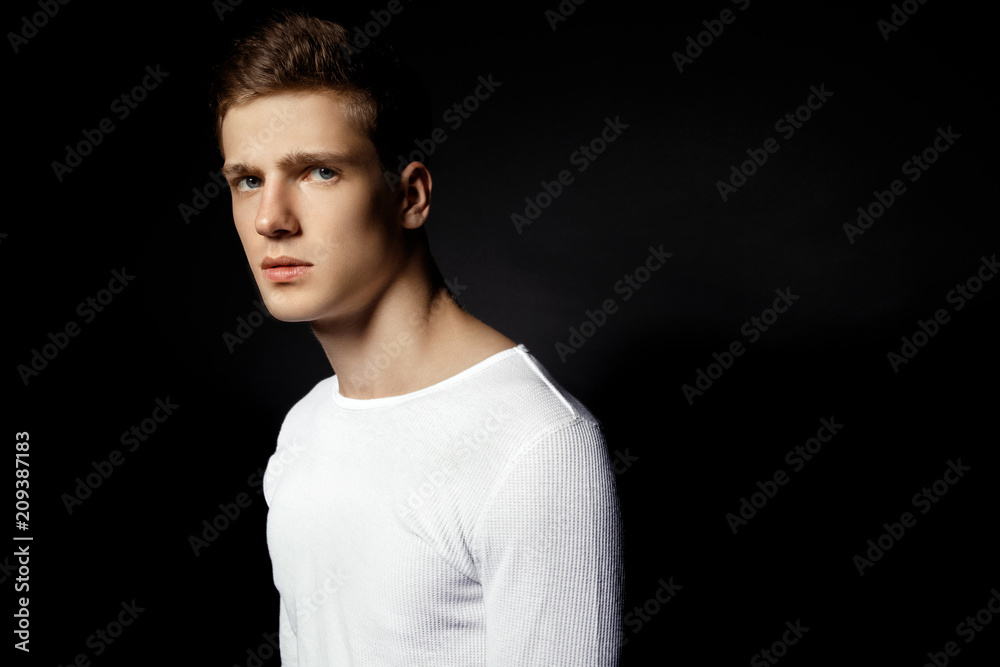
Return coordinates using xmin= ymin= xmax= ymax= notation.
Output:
xmin=330 ymin=343 xmax=526 ymax=410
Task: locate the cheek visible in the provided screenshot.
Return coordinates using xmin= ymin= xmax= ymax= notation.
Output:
xmin=309 ymin=187 xmax=389 ymax=243
xmin=232 ymin=201 xmax=258 ymax=243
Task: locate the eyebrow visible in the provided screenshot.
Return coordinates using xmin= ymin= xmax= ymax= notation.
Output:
xmin=221 ymin=150 xmax=361 ymax=179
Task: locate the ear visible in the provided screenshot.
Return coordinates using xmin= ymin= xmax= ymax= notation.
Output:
xmin=397 ymin=161 xmax=432 ymax=230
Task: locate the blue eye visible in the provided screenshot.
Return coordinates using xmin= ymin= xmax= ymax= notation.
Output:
xmin=310 ymin=167 xmax=336 ymax=181
xmin=237 ymin=175 xmax=261 ymax=192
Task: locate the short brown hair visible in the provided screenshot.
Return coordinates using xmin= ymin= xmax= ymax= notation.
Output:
xmin=211 ymin=11 xmax=431 ymax=170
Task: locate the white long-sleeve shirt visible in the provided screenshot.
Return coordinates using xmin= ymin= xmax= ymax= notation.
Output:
xmin=263 ymin=344 xmax=624 ymax=665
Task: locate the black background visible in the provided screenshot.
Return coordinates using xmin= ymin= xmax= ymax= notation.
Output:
xmin=7 ymin=0 xmax=997 ymax=664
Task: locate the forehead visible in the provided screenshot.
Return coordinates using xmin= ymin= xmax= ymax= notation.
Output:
xmin=220 ymin=90 xmax=375 ymax=164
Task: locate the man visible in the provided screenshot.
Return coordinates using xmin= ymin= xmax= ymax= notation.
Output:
xmin=214 ymin=12 xmax=624 ymax=665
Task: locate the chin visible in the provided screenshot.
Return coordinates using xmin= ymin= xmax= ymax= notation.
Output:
xmin=259 ymin=290 xmax=359 ymax=325
xmin=255 ymin=290 xmax=319 ymax=323
xmin=256 ymin=279 xmax=374 ymax=325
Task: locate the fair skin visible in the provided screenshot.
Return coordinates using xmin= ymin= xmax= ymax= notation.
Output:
xmin=220 ymin=89 xmax=515 ymax=399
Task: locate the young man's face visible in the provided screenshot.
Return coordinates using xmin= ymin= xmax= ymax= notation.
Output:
xmin=221 ymin=90 xmax=409 ymax=323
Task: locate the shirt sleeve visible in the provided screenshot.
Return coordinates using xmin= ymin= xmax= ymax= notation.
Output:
xmin=473 ymin=418 xmax=625 ymax=665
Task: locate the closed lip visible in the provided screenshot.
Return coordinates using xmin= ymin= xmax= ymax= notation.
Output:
xmin=261 ymin=256 xmax=313 ymax=269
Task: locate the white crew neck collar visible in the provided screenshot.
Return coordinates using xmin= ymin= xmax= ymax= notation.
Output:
xmin=331 ymin=343 xmax=526 ymax=410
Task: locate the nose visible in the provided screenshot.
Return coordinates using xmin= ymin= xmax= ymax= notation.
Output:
xmin=254 ymin=179 xmax=299 ymax=237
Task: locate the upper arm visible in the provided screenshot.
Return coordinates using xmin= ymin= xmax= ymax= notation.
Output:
xmin=473 ymin=418 xmax=625 ymax=665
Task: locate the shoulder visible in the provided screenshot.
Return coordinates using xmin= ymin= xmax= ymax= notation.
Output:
xmin=423 ymin=345 xmax=607 ymax=482
xmin=474 ymin=344 xmax=601 ymax=431
xmin=438 ymin=343 xmax=606 ymax=451
xmin=447 ymin=346 xmax=613 ymax=508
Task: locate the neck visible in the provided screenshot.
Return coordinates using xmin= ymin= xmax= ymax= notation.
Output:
xmin=308 ymin=247 xmax=513 ymax=399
